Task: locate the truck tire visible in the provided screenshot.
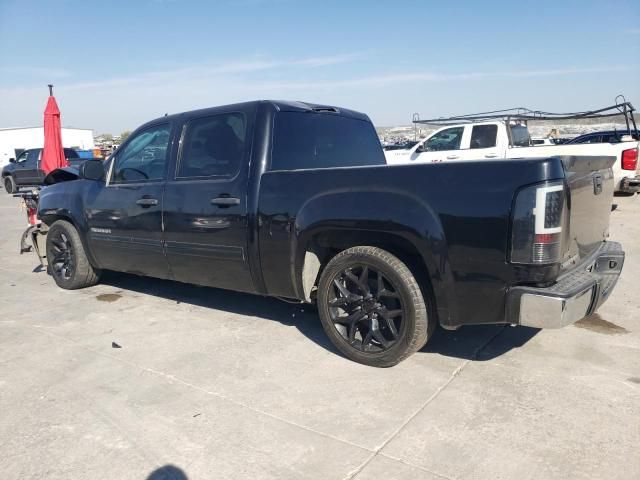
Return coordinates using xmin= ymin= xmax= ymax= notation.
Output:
xmin=3 ymin=175 xmax=16 ymax=194
xmin=317 ymin=246 xmax=431 ymax=367
xmin=46 ymin=220 xmax=101 ymax=290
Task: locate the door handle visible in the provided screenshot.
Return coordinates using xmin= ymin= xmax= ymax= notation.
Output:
xmin=136 ymin=198 xmax=158 ymax=207
xmin=211 ymin=196 xmax=240 ymax=207
xmin=484 ymin=153 xmax=498 ymax=158
xmin=446 ymin=155 xmax=459 ymax=160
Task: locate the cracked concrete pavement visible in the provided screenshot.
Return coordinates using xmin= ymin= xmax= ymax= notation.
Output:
xmin=0 ymin=191 xmax=638 ymax=480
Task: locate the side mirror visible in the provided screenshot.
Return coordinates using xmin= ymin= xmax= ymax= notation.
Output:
xmin=79 ymin=159 xmax=105 ymax=181
xmin=9 ymin=158 xmax=15 ymax=163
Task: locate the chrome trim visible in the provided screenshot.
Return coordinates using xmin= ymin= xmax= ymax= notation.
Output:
xmin=620 ymin=176 xmax=640 ymax=193
xmin=508 ymin=241 xmax=624 ymax=329
xmin=519 ymin=286 xmax=594 ymax=328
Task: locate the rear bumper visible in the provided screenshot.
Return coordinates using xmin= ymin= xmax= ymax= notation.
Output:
xmin=506 ymin=241 xmax=624 ymax=328
xmin=620 ymin=175 xmax=640 ymax=193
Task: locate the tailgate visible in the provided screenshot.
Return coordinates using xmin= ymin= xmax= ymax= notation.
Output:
xmin=560 ymin=155 xmax=616 ymax=267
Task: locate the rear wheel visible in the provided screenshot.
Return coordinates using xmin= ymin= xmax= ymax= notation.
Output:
xmin=3 ymin=175 xmax=16 ymax=194
xmin=46 ymin=220 xmax=101 ymax=290
xmin=317 ymin=246 xmax=432 ymax=367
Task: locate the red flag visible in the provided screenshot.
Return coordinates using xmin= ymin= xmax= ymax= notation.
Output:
xmin=41 ymin=94 xmax=68 ymax=174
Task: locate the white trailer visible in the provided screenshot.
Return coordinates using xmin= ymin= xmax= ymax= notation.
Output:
xmin=0 ymin=127 xmax=95 ymax=167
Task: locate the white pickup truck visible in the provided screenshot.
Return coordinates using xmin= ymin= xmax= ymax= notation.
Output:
xmin=385 ymin=120 xmax=640 ymax=193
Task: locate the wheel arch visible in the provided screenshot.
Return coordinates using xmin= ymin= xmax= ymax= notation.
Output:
xmin=41 ymin=210 xmax=99 ymax=269
xmin=296 ymin=227 xmax=456 ymax=328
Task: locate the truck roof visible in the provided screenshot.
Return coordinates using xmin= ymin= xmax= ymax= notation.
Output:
xmin=138 ymin=100 xmax=371 ymax=131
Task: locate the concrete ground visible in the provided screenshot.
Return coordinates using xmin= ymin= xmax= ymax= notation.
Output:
xmin=0 ymin=190 xmax=638 ymax=480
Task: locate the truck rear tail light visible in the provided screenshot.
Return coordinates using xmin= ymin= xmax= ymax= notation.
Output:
xmin=621 ymin=148 xmax=638 ymax=170
xmin=511 ymin=181 xmax=566 ymax=265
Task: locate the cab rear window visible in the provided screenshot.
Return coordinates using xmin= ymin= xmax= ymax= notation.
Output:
xmin=509 ymin=124 xmax=531 ymax=147
xmin=270 ymin=112 xmax=385 ymax=170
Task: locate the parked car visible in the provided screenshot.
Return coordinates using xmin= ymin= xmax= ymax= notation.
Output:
xmin=385 ymin=121 xmax=640 ymax=194
xmin=531 ymin=137 xmax=556 ymax=146
xmin=383 ymin=141 xmax=418 ymax=151
xmin=2 ymin=148 xmax=85 ymax=193
xmin=34 ymin=100 xmax=624 ymax=367
xmin=565 ymin=130 xmax=640 ymax=144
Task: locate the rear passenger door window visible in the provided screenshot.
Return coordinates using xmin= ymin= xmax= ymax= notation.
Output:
xmin=177 ymin=113 xmax=246 ymax=178
xmin=110 ymin=124 xmax=171 ymax=184
xmin=470 ymin=125 xmax=498 ymax=149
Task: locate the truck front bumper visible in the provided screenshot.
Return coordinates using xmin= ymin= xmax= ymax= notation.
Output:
xmin=506 ymin=242 xmax=624 ymax=329
xmin=620 ymin=175 xmax=640 ymax=193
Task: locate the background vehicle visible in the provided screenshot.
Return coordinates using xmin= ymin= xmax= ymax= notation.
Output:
xmin=531 ymin=137 xmax=556 ymax=146
xmin=35 ymin=100 xmax=624 ymax=367
xmin=385 ymin=103 xmax=640 ymax=194
xmin=565 ymin=129 xmax=640 ymax=144
xmin=1 ymin=148 xmax=86 ymax=193
xmin=383 ymin=141 xmax=418 ymax=151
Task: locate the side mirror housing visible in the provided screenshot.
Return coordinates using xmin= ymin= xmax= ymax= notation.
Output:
xmin=8 ymin=158 xmax=15 ymax=163
xmin=79 ymin=159 xmax=105 ymax=181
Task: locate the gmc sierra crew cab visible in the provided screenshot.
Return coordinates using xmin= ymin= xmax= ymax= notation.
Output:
xmin=35 ymin=100 xmax=625 ymax=367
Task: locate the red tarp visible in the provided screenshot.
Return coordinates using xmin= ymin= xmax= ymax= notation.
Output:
xmin=41 ymin=95 xmax=68 ymax=174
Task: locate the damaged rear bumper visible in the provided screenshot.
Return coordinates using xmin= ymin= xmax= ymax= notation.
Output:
xmin=20 ymin=223 xmax=48 ymax=266
xmin=620 ymin=175 xmax=640 ymax=194
xmin=506 ymin=241 xmax=624 ymax=328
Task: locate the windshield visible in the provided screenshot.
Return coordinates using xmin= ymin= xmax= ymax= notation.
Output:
xmin=63 ymin=148 xmax=80 ymax=158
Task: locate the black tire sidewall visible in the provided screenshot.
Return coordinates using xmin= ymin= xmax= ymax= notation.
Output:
xmin=4 ymin=176 xmax=16 ymax=194
xmin=46 ymin=221 xmax=83 ymax=289
xmin=317 ymin=249 xmax=426 ymax=367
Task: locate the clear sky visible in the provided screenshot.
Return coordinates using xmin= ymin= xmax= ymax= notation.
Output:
xmin=1 ymin=0 xmax=639 ymax=134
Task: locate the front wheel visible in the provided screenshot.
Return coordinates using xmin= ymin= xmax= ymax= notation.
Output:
xmin=3 ymin=175 xmax=16 ymax=194
xmin=46 ymin=220 xmax=101 ymax=290
xmin=317 ymin=246 xmax=432 ymax=367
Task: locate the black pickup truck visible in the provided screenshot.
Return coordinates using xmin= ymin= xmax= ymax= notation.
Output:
xmin=2 ymin=148 xmax=85 ymax=193
xmin=35 ymin=100 xmax=625 ymax=366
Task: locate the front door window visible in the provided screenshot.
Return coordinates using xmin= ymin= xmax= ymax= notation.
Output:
xmin=110 ymin=124 xmax=171 ymax=184
xmin=16 ymin=150 xmax=29 ymax=163
xmin=424 ymin=127 xmax=465 ymax=152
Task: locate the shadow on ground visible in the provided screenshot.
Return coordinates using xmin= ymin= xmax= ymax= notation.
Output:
xmin=146 ymin=464 xmax=188 ymax=480
xmin=422 ymin=323 xmax=540 ymax=361
xmin=99 ymin=271 xmax=539 ymax=363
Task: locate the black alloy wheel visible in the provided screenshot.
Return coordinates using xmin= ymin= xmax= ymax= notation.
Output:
xmin=328 ymin=264 xmax=404 ymax=353
xmin=46 ymin=220 xmax=101 ymax=290
xmin=317 ymin=246 xmax=432 ymax=367
xmin=48 ymin=230 xmax=75 ymax=281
